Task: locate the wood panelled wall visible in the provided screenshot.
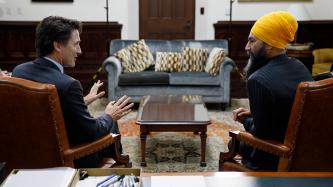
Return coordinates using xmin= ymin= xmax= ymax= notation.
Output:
xmin=0 ymin=21 xmax=122 ymax=94
xmin=2 ymin=21 xmax=332 ymax=98
xmin=214 ymin=20 xmax=333 ymax=98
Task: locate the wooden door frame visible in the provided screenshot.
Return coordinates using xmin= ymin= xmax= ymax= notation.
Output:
xmin=139 ymin=0 xmax=195 ymax=39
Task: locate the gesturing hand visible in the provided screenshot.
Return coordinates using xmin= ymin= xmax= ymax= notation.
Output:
xmin=232 ymin=107 xmax=251 ymax=124
xmin=105 ymin=95 xmax=134 ymax=121
xmin=84 ymin=80 xmax=105 ymax=105
xmin=0 ymin=70 xmax=10 ymax=78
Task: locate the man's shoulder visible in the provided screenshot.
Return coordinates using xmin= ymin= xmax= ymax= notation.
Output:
xmin=49 ymin=72 xmax=78 ymax=91
xmin=13 ymin=61 xmax=34 ymax=70
xmin=13 ymin=59 xmax=78 ymax=91
xmin=248 ymin=68 xmax=268 ymax=82
xmin=247 ymin=65 xmax=277 ymax=89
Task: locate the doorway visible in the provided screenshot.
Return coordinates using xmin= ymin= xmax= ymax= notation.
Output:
xmin=139 ymin=0 xmax=195 ymax=39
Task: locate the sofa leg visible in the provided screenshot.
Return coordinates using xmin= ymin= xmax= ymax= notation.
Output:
xmin=221 ymin=103 xmax=227 ymax=111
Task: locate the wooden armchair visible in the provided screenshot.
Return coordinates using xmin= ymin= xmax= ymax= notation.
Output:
xmin=0 ymin=77 xmax=130 ymax=176
xmin=219 ymin=78 xmax=333 ymax=171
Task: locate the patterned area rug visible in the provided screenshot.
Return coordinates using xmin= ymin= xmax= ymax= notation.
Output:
xmin=89 ymin=98 xmax=249 ymax=173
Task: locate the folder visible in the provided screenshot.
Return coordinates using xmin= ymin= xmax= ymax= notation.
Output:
xmin=1 ymin=167 xmax=141 ymax=187
xmin=2 ymin=167 xmax=76 ymax=187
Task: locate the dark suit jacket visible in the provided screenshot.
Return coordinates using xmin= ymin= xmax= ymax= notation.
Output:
xmin=12 ymin=58 xmax=118 ymax=146
xmin=241 ymin=54 xmax=313 ymax=170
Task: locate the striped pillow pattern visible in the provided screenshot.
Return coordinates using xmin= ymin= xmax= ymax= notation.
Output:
xmin=205 ymin=48 xmax=226 ymax=76
xmin=155 ymin=52 xmax=182 ymax=72
xmin=181 ymin=47 xmax=208 ymax=72
xmin=114 ymin=39 xmax=154 ymax=73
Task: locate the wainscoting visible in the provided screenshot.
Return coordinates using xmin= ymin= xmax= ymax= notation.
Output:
xmin=214 ymin=20 xmax=333 ymax=98
xmin=0 ymin=21 xmax=122 ymax=94
xmin=2 ymin=21 xmax=332 ymax=98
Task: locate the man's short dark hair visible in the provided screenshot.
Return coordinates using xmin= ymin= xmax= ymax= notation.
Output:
xmin=35 ymin=16 xmax=82 ymax=57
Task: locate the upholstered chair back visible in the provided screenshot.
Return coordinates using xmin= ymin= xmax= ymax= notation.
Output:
xmin=0 ymin=77 xmax=71 ymax=174
xmin=281 ymin=77 xmax=333 ymax=171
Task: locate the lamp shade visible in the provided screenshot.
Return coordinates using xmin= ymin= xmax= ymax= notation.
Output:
xmin=287 ymin=4 xmax=311 ymax=21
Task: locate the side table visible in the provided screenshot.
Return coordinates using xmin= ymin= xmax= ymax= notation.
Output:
xmin=287 ymin=49 xmax=313 ymax=73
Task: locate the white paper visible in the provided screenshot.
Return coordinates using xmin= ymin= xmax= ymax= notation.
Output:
xmin=151 ymin=176 xmax=206 ymax=187
xmin=76 ymin=176 xmax=110 ymax=187
xmin=2 ymin=167 xmax=76 ymax=187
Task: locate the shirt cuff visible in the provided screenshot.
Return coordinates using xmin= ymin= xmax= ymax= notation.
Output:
xmin=243 ymin=117 xmax=253 ymax=131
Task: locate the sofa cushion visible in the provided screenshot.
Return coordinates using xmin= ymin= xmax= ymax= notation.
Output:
xmin=114 ymin=39 xmax=154 ymax=73
xmin=169 ymin=72 xmax=220 ymax=86
xmin=155 ymin=52 xmax=182 ymax=72
xmin=118 ymin=71 xmax=169 ymax=86
xmin=205 ymin=48 xmax=226 ymax=76
xmin=181 ymin=47 xmax=208 ymax=72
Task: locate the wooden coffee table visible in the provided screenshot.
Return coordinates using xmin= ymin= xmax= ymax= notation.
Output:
xmin=136 ymin=95 xmax=211 ymax=167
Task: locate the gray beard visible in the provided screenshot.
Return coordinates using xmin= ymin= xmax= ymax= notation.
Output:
xmin=244 ymin=47 xmax=269 ymax=79
xmin=244 ymin=56 xmax=269 ymax=80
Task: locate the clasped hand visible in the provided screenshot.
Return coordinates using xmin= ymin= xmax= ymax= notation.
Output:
xmin=105 ymin=95 xmax=134 ymax=121
xmin=232 ymin=107 xmax=251 ymax=124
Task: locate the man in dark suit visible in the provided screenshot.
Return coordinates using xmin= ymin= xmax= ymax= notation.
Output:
xmin=232 ymin=11 xmax=313 ymax=170
xmin=12 ymin=16 xmax=134 ymax=167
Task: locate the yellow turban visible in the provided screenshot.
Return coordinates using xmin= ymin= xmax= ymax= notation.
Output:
xmin=251 ymin=11 xmax=298 ymax=49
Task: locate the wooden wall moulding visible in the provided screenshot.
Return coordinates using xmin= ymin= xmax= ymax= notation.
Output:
xmin=0 ymin=21 xmax=122 ymax=94
xmin=214 ymin=20 xmax=333 ymax=98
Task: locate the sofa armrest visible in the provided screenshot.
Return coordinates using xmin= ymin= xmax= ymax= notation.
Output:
xmin=219 ymin=56 xmax=236 ymax=103
xmin=220 ymin=56 xmax=236 ymax=71
xmin=102 ymin=56 xmax=122 ymax=101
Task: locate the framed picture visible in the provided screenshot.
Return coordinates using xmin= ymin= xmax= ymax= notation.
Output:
xmin=32 ymin=0 xmax=73 ymax=2
xmin=239 ymin=0 xmax=311 ymax=2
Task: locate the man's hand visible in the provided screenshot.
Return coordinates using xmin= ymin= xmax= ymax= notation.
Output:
xmin=84 ymin=80 xmax=105 ymax=105
xmin=232 ymin=107 xmax=251 ymax=124
xmin=0 ymin=70 xmax=10 ymax=78
xmin=105 ymin=95 xmax=134 ymax=121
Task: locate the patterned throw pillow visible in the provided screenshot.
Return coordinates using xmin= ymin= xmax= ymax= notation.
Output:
xmin=181 ymin=47 xmax=208 ymax=72
xmin=205 ymin=48 xmax=226 ymax=76
xmin=155 ymin=52 xmax=182 ymax=72
xmin=114 ymin=39 xmax=154 ymax=73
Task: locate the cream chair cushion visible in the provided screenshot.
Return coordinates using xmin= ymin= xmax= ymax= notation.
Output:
xmin=312 ymin=48 xmax=333 ymax=75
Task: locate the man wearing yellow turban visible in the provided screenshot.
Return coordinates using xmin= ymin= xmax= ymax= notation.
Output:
xmin=230 ymin=11 xmax=313 ymax=170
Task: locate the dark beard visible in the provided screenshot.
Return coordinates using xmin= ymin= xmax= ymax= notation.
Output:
xmin=244 ymin=46 xmax=269 ymax=79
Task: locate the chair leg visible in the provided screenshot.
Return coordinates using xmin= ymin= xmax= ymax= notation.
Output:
xmin=219 ymin=153 xmax=224 ymax=171
xmin=221 ymin=103 xmax=227 ymax=111
xmin=111 ymin=138 xmax=131 ymax=167
xmin=219 ymin=136 xmax=240 ymax=171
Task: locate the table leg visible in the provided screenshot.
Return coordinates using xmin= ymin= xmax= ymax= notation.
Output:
xmin=140 ymin=132 xmax=148 ymax=166
xmin=200 ymin=131 xmax=207 ymax=167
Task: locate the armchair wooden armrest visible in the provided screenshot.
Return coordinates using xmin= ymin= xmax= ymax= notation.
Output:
xmin=231 ymin=131 xmax=291 ymax=158
xmin=219 ymin=131 xmax=291 ymax=171
xmin=64 ymin=133 xmax=130 ymax=167
xmin=63 ymin=133 xmax=120 ymax=161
